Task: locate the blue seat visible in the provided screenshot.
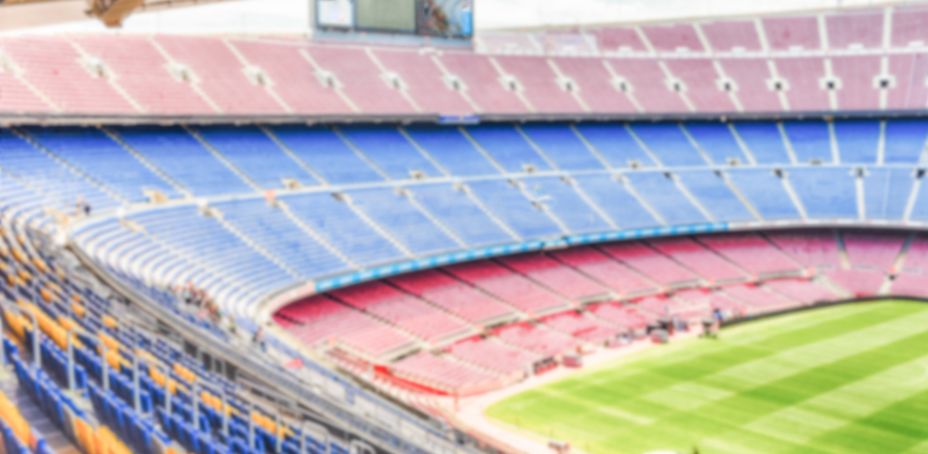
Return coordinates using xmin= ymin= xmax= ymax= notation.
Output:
xmin=629 ymin=123 xmax=706 ymax=167
xmin=684 ymin=122 xmax=750 ymax=165
xmin=676 ymin=170 xmax=753 ymax=221
xmin=782 ymin=120 xmax=832 ymax=163
xmin=338 ymin=126 xmax=441 ymax=179
xmin=465 ymin=124 xmax=550 ymax=172
xmin=269 ymin=126 xmax=384 ymax=184
xmin=726 ymin=168 xmax=800 ymax=220
xmin=411 ymin=183 xmax=513 ymax=246
xmin=347 ymin=188 xmax=456 ymax=255
xmin=788 ymin=167 xmax=858 ymax=219
xmin=520 ymin=124 xmax=603 ymax=170
xmin=404 ymin=125 xmax=499 ymax=176
xmin=732 ymin=122 xmax=792 ymax=164
xmin=466 ymin=179 xmax=562 ymax=238
xmin=114 ymin=126 xmax=254 ymax=196
xmin=624 ymin=172 xmax=707 ymax=225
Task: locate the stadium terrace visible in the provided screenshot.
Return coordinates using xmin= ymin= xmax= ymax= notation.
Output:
xmin=0 ymin=2 xmax=926 ymax=454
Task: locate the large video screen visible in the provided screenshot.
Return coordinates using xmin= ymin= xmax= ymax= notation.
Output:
xmin=315 ymin=0 xmax=473 ymax=40
xmin=356 ymin=0 xmax=416 ymax=33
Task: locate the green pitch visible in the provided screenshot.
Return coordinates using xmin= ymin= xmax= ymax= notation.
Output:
xmin=487 ymin=300 xmax=928 ymax=454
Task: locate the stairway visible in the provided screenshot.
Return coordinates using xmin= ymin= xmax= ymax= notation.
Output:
xmin=0 ymin=369 xmax=82 ymax=454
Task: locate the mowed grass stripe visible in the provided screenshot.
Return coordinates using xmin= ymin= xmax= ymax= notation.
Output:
xmin=665 ymin=329 xmax=928 ymax=453
xmin=490 ymin=302 xmax=914 ymax=424
xmin=487 ymin=301 xmax=928 ymax=454
xmin=551 ymin=302 xmax=912 ymax=403
xmin=745 ymin=355 xmax=928 ymax=445
xmin=589 ymin=302 xmax=884 ymax=376
xmin=546 ymin=303 xmax=925 ymax=422
xmin=797 ymin=387 xmax=928 ymax=453
xmin=702 ymin=304 xmax=928 ymax=392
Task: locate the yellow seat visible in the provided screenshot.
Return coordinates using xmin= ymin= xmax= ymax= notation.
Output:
xmin=32 ymin=257 xmax=49 ymax=273
xmin=71 ymin=301 xmax=86 ymax=318
xmin=0 ymin=390 xmax=35 ymax=450
xmin=172 ymin=363 xmax=197 ymax=384
xmin=39 ymin=287 xmax=54 ymax=304
xmin=11 ymin=248 xmax=26 ymax=264
xmin=102 ymin=315 xmax=118 ymax=330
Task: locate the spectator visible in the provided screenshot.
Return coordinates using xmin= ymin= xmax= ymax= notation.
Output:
xmin=252 ymin=326 xmax=267 ymax=352
xmin=75 ymin=196 xmax=91 ymax=217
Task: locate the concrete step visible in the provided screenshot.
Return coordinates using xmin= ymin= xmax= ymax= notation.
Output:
xmin=2 ymin=369 xmax=82 ymax=454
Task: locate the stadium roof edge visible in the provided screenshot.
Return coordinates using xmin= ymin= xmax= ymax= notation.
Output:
xmin=4 ymin=109 xmax=928 ymax=127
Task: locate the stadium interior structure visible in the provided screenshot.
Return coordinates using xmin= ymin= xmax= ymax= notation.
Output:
xmin=1 ymin=2 xmax=928 ymax=453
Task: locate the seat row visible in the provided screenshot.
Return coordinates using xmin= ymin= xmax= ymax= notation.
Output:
xmin=1 ymin=219 xmax=355 ymax=454
xmin=276 ymin=227 xmax=928 ymax=397
xmin=4 ymin=8 xmax=928 ymax=119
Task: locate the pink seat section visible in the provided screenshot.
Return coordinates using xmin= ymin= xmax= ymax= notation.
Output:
xmin=436 ymin=52 xmax=527 ymax=114
xmin=826 ymin=11 xmax=884 ymax=49
xmin=600 ymin=242 xmax=700 ymax=286
xmin=494 ymin=322 xmax=579 ymax=358
xmin=842 ymin=232 xmax=904 ymax=271
xmin=590 ymin=27 xmax=647 ymax=53
xmin=701 ymin=20 xmax=762 ymax=52
xmin=641 ymin=23 xmax=704 ymax=52
xmin=540 ymin=311 xmax=618 ymax=344
xmin=75 ymin=36 xmax=212 ymax=115
xmin=499 ymin=253 xmax=608 ymax=300
xmin=723 ymin=284 xmax=797 ymax=314
xmin=390 ymin=352 xmax=501 ymax=395
xmin=635 ymin=294 xmax=709 ymax=321
xmin=389 ymin=270 xmax=515 ymax=323
xmin=372 ymin=48 xmax=472 ymax=115
xmin=649 ymin=237 xmax=747 ymax=282
xmin=718 ymin=58 xmax=782 ymax=112
xmin=887 ymin=55 xmax=928 ymax=110
xmin=230 ymin=40 xmax=352 ymax=115
xmin=664 ymin=59 xmax=735 ymax=112
xmin=699 ymin=234 xmax=800 ymax=275
xmin=447 ymin=337 xmax=539 ymax=376
xmin=0 ymin=24 xmax=920 ymax=117
xmin=551 ymin=247 xmax=656 ymax=296
xmin=607 ymin=58 xmax=689 ymax=113
xmin=493 ymin=55 xmax=584 ymax=113
xmin=831 ymin=56 xmax=881 ymax=111
xmin=825 ymin=269 xmax=885 ymax=298
xmin=892 ymin=5 xmax=928 ymax=47
xmin=551 ymin=57 xmax=637 ymax=113
xmin=0 ymin=37 xmax=135 ymax=114
xmin=764 ymin=278 xmax=838 ymax=303
xmin=766 ymin=232 xmax=841 ymax=269
xmin=763 ymin=16 xmax=821 ymax=50
xmin=889 ymin=272 xmax=927 ymax=297
xmin=901 ymin=236 xmax=928 ymax=273
xmin=670 ymin=287 xmax=722 ymax=313
xmin=275 ymin=295 xmax=414 ymax=358
xmin=446 ymin=261 xmax=567 ymax=314
xmin=303 ymin=45 xmax=413 ymax=114
xmin=588 ymin=302 xmax=650 ymax=330
xmin=331 ymin=281 xmax=471 ymax=343
xmin=775 ymin=57 xmax=829 ymax=111
xmin=0 ymin=70 xmax=51 ymax=113
xmin=155 ymin=36 xmax=281 ymax=114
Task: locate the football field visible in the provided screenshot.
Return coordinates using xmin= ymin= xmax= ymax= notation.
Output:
xmin=487 ymin=301 xmax=928 ymax=454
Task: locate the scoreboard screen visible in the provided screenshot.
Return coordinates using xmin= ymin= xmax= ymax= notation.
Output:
xmin=356 ymin=0 xmax=416 ymax=33
xmin=316 ymin=0 xmax=473 ymax=40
